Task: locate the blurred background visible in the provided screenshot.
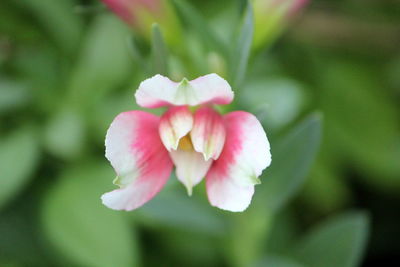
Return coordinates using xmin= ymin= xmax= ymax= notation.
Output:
xmin=0 ymin=0 xmax=399 ymax=266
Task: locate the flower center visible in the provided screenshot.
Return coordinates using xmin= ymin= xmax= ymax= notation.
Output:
xmin=178 ymin=134 xmax=194 ymax=151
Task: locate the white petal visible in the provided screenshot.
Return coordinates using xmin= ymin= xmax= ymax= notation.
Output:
xmin=135 ymin=74 xmax=179 ymax=108
xmin=206 ymin=179 xmax=255 ymax=212
xmin=135 ymin=73 xmax=234 ymax=107
xmin=188 ymin=73 xmax=234 ymax=105
xmin=159 ymin=106 xmax=193 ymax=151
xmin=170 ymin=149 xmax=212 ymax=196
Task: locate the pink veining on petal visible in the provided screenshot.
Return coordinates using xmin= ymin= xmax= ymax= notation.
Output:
xmin=206 ymin=111 xmax=271 ymax=212
xmin=191 ymin=106 xmax=226 ymax=160
xmin=203 ymin=96 xmax=233 ymax=106
xmin=141 ymin=100 xmax=173 ymax=109
xmin=206 ymin=112 xmax=247 ymax=177
xmin=102 ymin=111 xmax=173 ymax=211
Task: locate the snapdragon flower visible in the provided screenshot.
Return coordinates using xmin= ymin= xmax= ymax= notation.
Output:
xmin=102 ymin=74 xmax=271 ymax=212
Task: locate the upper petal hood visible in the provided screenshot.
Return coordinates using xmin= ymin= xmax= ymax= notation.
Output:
xmin=159 ymin=106 xmax=193 ymax=151
xmin=102 ymin=111 xmax=173 ymax=211
xmin=135 ymin=73 xmax=234 ymax=108
xmin=190 ymin=107 xmax=226 ymax=161
xmin=206 ymin=111 xmax=271 ymax=212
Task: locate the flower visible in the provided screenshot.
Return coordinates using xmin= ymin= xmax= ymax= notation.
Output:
xmin=101 ymin=0 xmax=181 ymax=45
xmin=101 ymin=74 xmax=271 ymax=212
xmin=252 ymin=0 xmax=309 ymax=50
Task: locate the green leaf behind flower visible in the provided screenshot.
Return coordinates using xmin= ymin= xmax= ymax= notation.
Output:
xmin=41 ymin=163 xmax=139 ymax=267
xmin=0 ymin=127 xmax=40 ymax=210
xmin=231 ymin=1 xmax=254 ymax=88
xmin=151 ymin=23 xmax=169 ymax=76
xmin=290 ymin=211 xmax=370 ymax=267
xmin=258 ymin=112 xmax=323 ymax=213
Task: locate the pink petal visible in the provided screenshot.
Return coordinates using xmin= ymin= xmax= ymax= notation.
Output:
xmin=159 ymin=106 xmax=193 ymax=151
xmin=135 ymin=73 xmax=234 ymax=108
xmin=102 ymin=0 xmax=135 ymax=24
xmin=170 ymin=149 xmax=212 ymax=196
xmin=102 ymin=0 xmax=160 ymax=26
xmin=102 ymin=111 xmax=173 ymax=211
xmin=206 ymin=111 xmax=271 ymax=212
xmin=190 ymin=107 xmax=226 ymax=161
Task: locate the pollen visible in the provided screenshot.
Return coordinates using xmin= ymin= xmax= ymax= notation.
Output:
xmin=178 ymin=134 xmax=194 ymax=151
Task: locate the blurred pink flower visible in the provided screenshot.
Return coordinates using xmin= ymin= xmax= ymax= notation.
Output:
xmin=102 ymin=74 xmax=271 ymax=212
xmin=101 ymin=0 xmax=181 ymax=44
xmin=102 ymin=0 xmax=160 ymax=26
xmin=253 ymin=0 xmax=309 ymax=49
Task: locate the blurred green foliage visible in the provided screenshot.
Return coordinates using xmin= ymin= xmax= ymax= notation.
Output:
xmin=1 ymin=0 xmax=399 ymax=266
xmin=42 ymin=163 xmax=139 ymax=267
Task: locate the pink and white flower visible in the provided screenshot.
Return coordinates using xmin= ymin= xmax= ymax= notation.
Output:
xmin=102 ymin=74 xmax=271 ymax=212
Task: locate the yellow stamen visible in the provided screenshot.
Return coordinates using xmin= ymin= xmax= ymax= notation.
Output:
xmin=178 ymin=134 xmax=194 ymax=151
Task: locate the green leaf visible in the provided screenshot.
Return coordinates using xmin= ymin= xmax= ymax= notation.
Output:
xmin=257 ymin=112 xmax=323 ymax=213
xmin=241 ymin=77 xmax=306 ymax=131
xmin=301 ymin=160 xmax=351 ymax=213
xmin=151 ymin=23 xmax=169 ymax=75
xmin=254 ymin=254 xmax=305 ymax=267
xmin=172 ymin=0 xmax=227 ymax=57
xmin=265 ymin=209 xmax=300 ymax=254
xmin=67 ymin=14 xmax=133 ymax=106
xmin=41 ymin=163 xmax=139 ymax=267
xmin=231 ymin=1 xmax=254 ymax=88
xmin=23 ymin=0 xmax=83 ymax=54
xmin=0 ymin=127 xmax=39 ymax=210
xmin=0 ymin=200 xmax=51 ymax=266
xmin=126 ymin=36 xmax=151 ymax=75
xmin=157 ymin=228 xmax=221 ymax=266
xmin=291 ymin=212 xmax=370 ymax=267
xmin=44 ymin=107 xmax=86 ymax=160
xmin=0 ymin=79 xmax=31 ymax=113
xmin=227 ymin=113 xmax=322 ymax=267
xmin=136 ymin=191 xmax=225 ymax=236
xmin=319 ymin=61 xmax=400 ymax=192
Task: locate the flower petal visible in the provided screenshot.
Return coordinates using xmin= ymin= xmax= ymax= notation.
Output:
xmin=135 ymin=74 xmax=178 ymax=108
xmin=188 ymin=73 xmax=234 ymax=105
xmin=102 ymin=111 xmax=173 ymax=211
xmin=102 ymin=0 xmax=135 ymax=25
xmin=135 ymin=73 xmax=234 ymax=108
xmin=159 ymin=106 xmax=193 ymax=151
xmin=102 ymin=0 xmax=162 ymax=26
xmin=206 ymin=111 xmax=271 ymax=212
xmin=170 ymin=149 xmax=212 ymax=196
xmin=190 ymin=107 xmax=226 ymax=161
